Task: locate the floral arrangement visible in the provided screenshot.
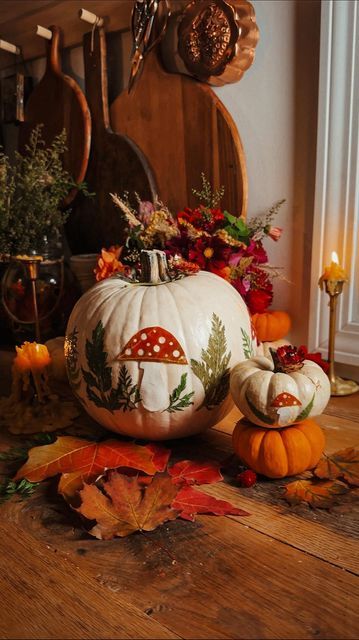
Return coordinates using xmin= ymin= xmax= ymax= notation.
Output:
xmin=94 ymin=175 xmax=285 ymax=315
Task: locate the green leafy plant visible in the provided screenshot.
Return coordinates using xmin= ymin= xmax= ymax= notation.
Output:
xmin=165 ymin=373 xmax=195 ymax=413
xmin=0 ymin=477 xmax=39 ymax=504
xmin=0 ymin=125 xmax=90 ymax=256
xmin=191 ymin=314 xmax=231 ymax=411
xmin=82 ymin=321 xmax=141 ymax=413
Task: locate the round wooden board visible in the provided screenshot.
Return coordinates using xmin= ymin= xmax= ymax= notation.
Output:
xmin=110 ymin=49 xmax=248 ymax=217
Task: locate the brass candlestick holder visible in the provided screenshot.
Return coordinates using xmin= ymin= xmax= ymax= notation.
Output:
xmin=319 ymin=275 xmax=359 ymax=396
xmin=24 ymin=255 xmax=43 ymax=342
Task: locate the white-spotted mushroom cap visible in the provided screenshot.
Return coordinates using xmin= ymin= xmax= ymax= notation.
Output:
xmin=271 ymin=392 xmax=302 ymax=409
xmin=117 ymin=326 xmax=188 ymax=364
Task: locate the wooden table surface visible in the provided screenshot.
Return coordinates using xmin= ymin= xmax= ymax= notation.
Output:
xmin=0 ymin=349 xmax=358 ymax=640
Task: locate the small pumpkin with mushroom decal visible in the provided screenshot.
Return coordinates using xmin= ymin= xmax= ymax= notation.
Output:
xmin=65 ymin=250 xmax=254 ymax=440
xmin=230 ymin=345 xmax=330 ymax=428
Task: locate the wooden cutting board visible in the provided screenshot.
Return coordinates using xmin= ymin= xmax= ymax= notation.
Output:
xmin=110 ymin=48 xmax=248 ymax=217
xmin=65 ymin=28 xmax=156 ymax=254
xmin=18 ymin=26 xmax=91 ymax=204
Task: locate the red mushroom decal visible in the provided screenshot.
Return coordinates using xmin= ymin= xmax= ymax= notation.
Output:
xmin=271 ymin=392 xmax=302 ymax=426
xmin=117 ymin=326 xmax=187 ymax=412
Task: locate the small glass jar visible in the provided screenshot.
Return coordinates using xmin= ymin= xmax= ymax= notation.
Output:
xmin=1 ymin=233 xmax=80 ymax=343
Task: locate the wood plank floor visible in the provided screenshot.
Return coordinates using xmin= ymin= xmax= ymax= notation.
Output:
xmin=0 ymin=349 xmax=358 ymax=639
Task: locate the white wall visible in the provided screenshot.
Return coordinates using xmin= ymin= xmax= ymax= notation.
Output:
xmin=216 ymin=0 xmax=321 ymax=344
xmin=1 ymin=0 xmax=321 ymax=344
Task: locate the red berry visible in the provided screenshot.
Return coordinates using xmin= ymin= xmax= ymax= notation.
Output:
xmin=236 ymin=470 xmax=257 ymax=487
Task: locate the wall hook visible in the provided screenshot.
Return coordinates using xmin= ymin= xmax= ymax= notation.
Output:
xmin=79 ymin=8 xmax=104 ymax=27
xmin=36 ymin=25 xmax=52 ymax=40
xmin=0 ymin=38 xmax=20 ymax=55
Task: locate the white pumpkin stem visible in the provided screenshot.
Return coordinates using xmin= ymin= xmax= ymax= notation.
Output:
xmin=140 ymin=250 xmax=170 ymax=284
xmin=139 ymin=362 xmax=169 ymax=412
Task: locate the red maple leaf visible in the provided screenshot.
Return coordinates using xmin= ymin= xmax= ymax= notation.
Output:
xmin=172 ymin=486 xmax=250 ymax=521
xmin=168 ymin=460 xmax=223 ymax=485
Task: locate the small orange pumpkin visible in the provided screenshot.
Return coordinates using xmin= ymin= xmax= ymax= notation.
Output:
xmin=232 ymin=418 xmax=325 ymax=478
xmin=251 ymin=310 xmax=291 ymax=342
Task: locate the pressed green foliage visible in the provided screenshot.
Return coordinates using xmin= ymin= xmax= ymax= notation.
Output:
xmin=245 ymin=392 xmax=275 ymax=425
xmin=296 ymin=393 xmax=315 ymax=421
xmin=82 ymin=321 xmax=141 ymax=412
xmin=191 ymin=314 xmax=231 ymax=411
xmin=241 ymin=328 xmax=254 ymax=359
xmin=166 ymin=373 xmax=195 ymax=413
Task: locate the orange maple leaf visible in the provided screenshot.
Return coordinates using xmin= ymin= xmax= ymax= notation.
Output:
xmin=282 ymin=478 xmax=349 ymax=509
xmin=314 ymin=447 xmax=359 ymax=486
xmin=77 ymin=472 xmax=179 ymax=539
xmin=14 ymin=437 xmax=158 ymax=489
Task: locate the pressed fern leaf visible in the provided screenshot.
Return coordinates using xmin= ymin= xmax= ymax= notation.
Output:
xmin=241 ymin=328 xmax=254 ymax=359
xmin=166 ymin=373 xmax=195 ymax=413
xmin=82 ymin=322 xmax=141 ymax=413
xmin=191 ymin=314 xmax=231 ymax=411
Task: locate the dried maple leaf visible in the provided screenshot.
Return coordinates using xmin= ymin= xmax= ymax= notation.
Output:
xmin=282 ymin=478 xmax=349 ymax=509
xmin=172 ymin=486 xmax=250 ymax=521
xmin=77 ymin=472 xmax=179 ymax=539
xmin=168 ymin=460 xmax=223 ymax=485
xmin=314 ymin=447 xmax=359 ymax=486
xmin=15 ymin=436 xmax=158 ymax=489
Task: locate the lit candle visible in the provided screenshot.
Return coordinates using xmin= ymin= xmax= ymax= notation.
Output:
xmin=319 ymin=251 xmax=348 ymax=286
xmin=14 ymin=342 xmax=51 ymax=373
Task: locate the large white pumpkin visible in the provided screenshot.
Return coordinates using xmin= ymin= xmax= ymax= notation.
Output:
xmin=65 ymin=255 xmax=254 ymax=440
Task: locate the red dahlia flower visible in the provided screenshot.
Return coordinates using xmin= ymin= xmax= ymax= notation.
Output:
xmin=188 ymin=236 xmax=232 ymax=275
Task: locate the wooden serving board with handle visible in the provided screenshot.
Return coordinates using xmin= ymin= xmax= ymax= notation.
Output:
xmin=65 ymin=27 xmax=156 ymax=254
xmin=110 ymin=48 xmax=248 ymax=217
xmin=18 ymin=26 xmax=91 ymax=205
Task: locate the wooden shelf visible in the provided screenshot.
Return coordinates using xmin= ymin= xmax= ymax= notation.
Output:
xmin=0 ymin=1 xmax=133 ymax=70
xmin=0 ymin=1 xmax=187 ymax=70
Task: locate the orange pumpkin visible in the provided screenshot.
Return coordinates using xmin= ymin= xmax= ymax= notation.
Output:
xmin=232 ymin=418 xmax=325 ymax=478
xmin=251 ymin=310 xmax=291 ymax=342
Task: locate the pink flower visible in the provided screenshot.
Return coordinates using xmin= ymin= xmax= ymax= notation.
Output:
xmin=244 ymin=240 xmax=268 ymax=264
xmin=138 ymin=201 xmax=155 ymax=225
xmin=267 ymin=226 xmax=283 ymax=241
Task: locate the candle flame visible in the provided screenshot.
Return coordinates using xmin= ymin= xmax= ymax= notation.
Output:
xmin=331 ymin=251 xmax=339 ymax=264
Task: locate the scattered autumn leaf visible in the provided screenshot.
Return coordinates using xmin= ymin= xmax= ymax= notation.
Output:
xmin=168 ymin=460 xmax=223 ymax=485
xmin=314 ymin=448 xmax=359 ymax=486
xmin=77 ymin=472 xmax=179 ymax=539
xmin=282 ymin=478 xmax=349 ymax=509
xmin=172 ymin=486 xmax=250 ymax=521
xmin=145 ymin=443 xmax=171 ymax=472
xmin=15 ymin=436 xmax=158 ymax=489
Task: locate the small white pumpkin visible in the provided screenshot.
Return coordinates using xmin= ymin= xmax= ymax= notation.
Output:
xmin=230 ymin=354 xmax=330 ymax=427
xmin=65 ymin=250 xmax=255 ymax=440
